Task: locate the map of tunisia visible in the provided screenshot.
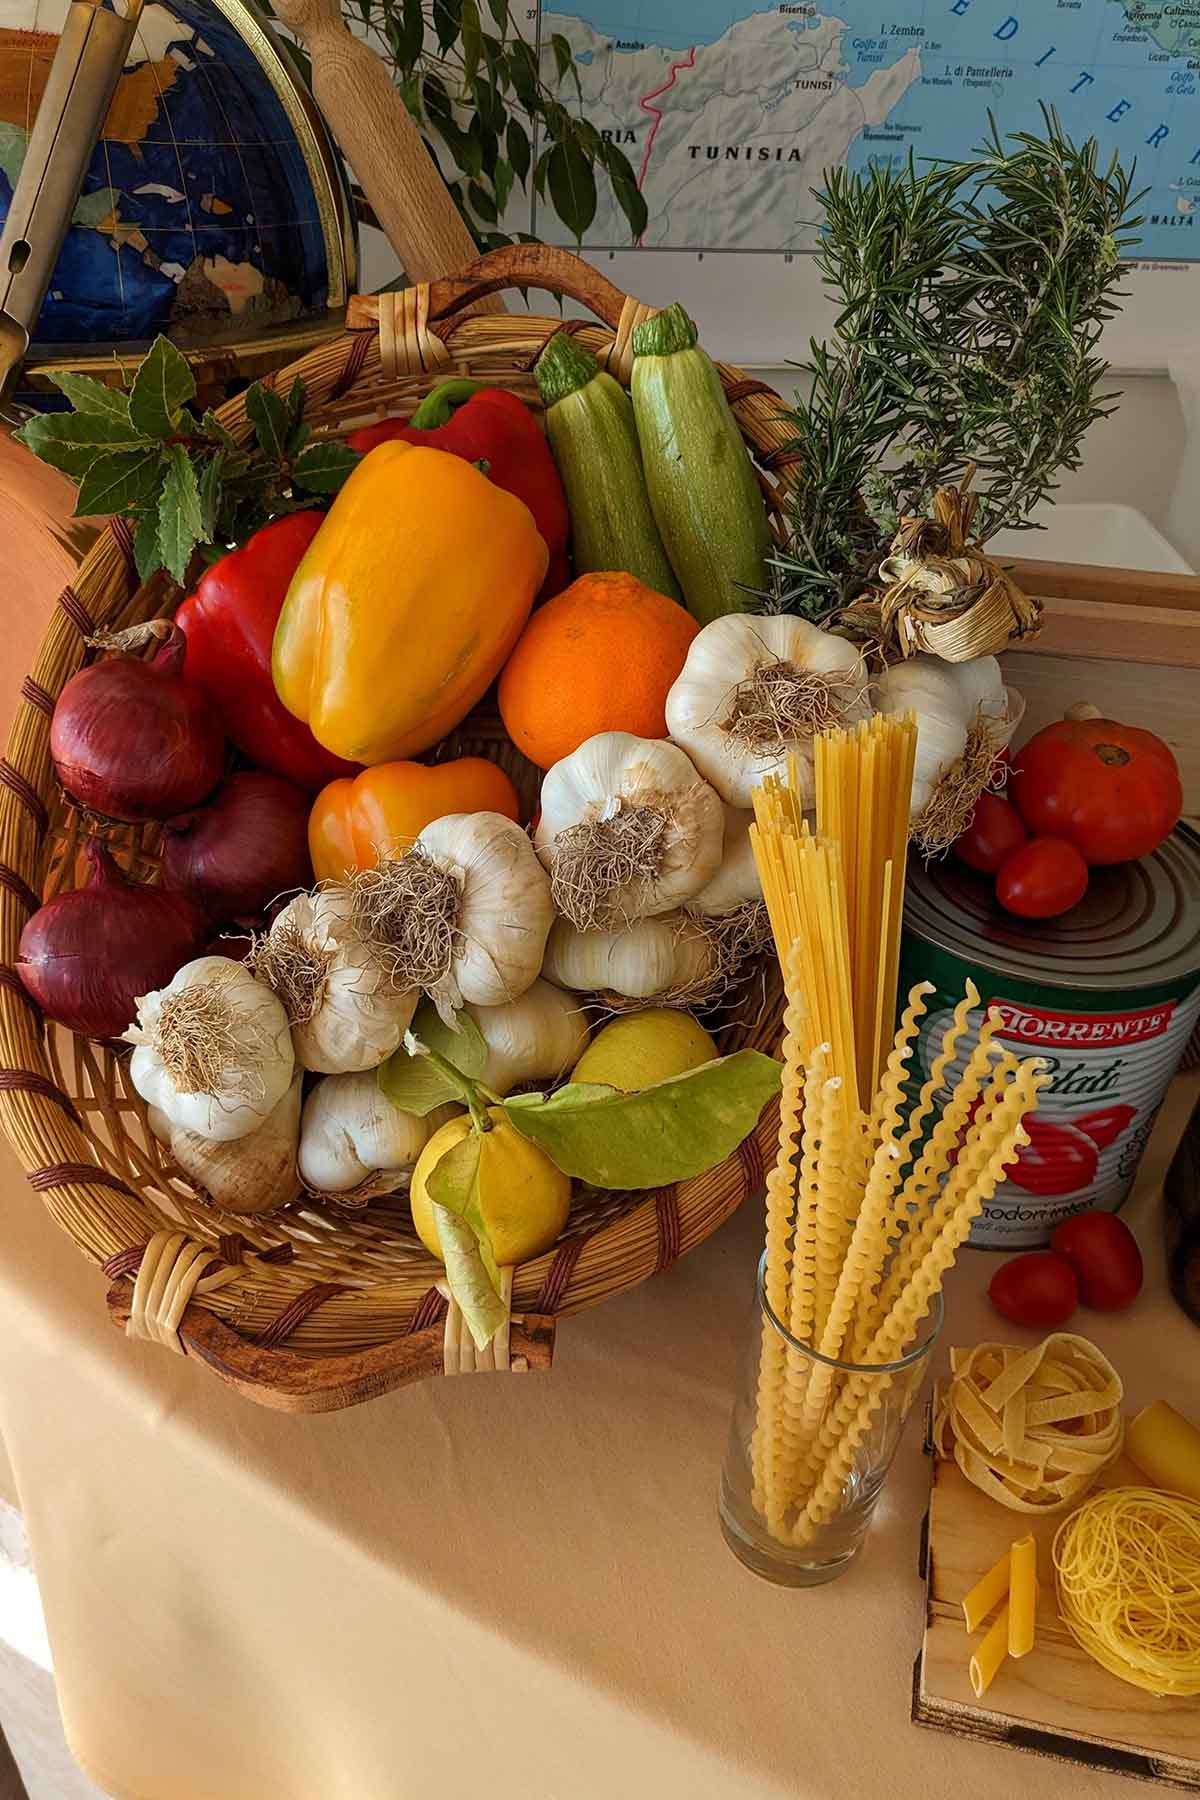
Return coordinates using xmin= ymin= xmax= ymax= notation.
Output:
xmin=542 ymin=9 xmax=921 ymax=250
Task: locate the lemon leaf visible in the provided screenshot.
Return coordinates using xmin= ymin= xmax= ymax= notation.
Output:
xmin=378 ymin=1000 xmax=488 ymax=1115
xmin=431 ymin=1205 xmax=507 ymax=1350
xmin=502 ymin=1049 xmax=781 ymax=1188
xmin=427 ymin=1130 xmax=505 ymax=1348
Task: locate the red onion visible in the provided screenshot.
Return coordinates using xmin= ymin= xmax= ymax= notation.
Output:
xmin=17 ymin=841 xmax=209 ymax=1039
xmin=160 ymin=770 xmax=313 ymax=924
xmin=51 ymin=620 xmax=225 ymax=822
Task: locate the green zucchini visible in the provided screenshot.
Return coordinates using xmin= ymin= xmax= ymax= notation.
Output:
xmin=535 ymin=333 xmax=681 ymax=601
xmin=630 ymin=302 xmax=771 ymax=624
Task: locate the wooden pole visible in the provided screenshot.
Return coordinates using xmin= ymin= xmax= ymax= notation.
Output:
xmin=271 ymin=0 xmax=504 ymax=309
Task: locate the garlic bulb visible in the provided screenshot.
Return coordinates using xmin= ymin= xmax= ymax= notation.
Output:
xmin=543 ymin=910 xmax=718 ymax=1001
xmin=298 ymin=1072 xmax=456 ymax=1194
xmin=665 ymin=614 xmax=870 ymax=808
xmin=126 ymin=955 xmax=294 ymax=1143
xmin=466 ymin=979 xmax=589 ymax=1096
xmin=874 ymin=654 xmax=1011 ymax=816
xmin=149 ymin=1073 xmax=301 ymax=1214
xmin=256 ymin=888 xmax=418 ymax=1075
xmin=689 ymin=806 xmax=762 ymax=917
xmin=535 ymin=732 xmax=724 ymax=931
xmin=414 ymin=811 xmax=554 ymax=1009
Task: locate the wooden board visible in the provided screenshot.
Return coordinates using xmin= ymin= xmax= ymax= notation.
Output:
xmin=914 ymin=1420 xmax=1200 ymax=1791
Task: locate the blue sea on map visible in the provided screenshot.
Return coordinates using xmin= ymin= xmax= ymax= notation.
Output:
xmin=543 ymin=0 xmax=1200 ymax=256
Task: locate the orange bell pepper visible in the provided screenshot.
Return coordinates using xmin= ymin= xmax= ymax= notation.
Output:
xmin=309 ymin=758 xmax=521 ymax=882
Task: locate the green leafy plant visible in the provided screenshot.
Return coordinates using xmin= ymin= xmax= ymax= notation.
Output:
xmin=773 ymin=107 xmax=1145 ymax=621
xmin=343 ymin=0 xmax=646 ymax=243
xmin=16 ymin=337 xmax=360 ymax=583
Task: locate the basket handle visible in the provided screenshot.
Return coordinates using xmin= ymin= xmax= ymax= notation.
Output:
xmin=346 ymin=243 xmax=652 ymax=340
xmin=105 ymin=1279 xmax=557 ymax=1413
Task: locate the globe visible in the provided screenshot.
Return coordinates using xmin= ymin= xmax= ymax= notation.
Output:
xmin=0 ymin=0 xmax=355 ymax=365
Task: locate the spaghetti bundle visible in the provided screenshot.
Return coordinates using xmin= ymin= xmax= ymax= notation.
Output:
xmin=747 ymin=713 xmax=1048 ymax=1547
xmin=1052 ymin=1488 xmax=1200 ymax=1697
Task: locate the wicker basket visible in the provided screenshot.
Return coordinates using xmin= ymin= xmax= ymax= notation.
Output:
xmin=0 ymin=245 xmax=797 ymax=1412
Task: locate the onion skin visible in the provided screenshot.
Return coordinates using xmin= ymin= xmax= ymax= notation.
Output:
xmin=17 ymin=841 xmax=208 ymax=1039
xmin=51 ymin=623 xmax=225 ymax=822
xmin=161 ymin=771 xmax=313 ymax=924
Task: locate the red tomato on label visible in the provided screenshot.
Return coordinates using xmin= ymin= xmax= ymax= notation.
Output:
xmin=989 ymin=1251 xmax=1079 ymax=1329
xmin=1071 ymin=1103 xmax=1137 ymax=1153
xmin=954 ymin=792 xmax=1028 ymax=874
xmin=1010 ymin=718 xmax=1182 ymax=865
xmin=996 ymin=837 xmax=1089 ymax=919
xmin=1051 ymin=1211 xmax=1143 ymax=1311
xmin=1007 ymin=1116 xmax=1100 ymax=1195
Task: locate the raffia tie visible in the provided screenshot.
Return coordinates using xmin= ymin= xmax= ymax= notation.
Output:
xmin=378 ymin=285 xmax=452 ymax=380
xmin=126 ymin=1231 xmax=244 ymax=1353
xmin=843 ymin=477 xmax=1043 ymax=662
xmin=437 ymin=1268 xmax=529 ymax=1375
xmin=603 ymin=295 xmax=658 ymax=385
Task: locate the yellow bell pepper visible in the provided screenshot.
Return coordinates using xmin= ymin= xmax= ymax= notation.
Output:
xmin=272 ymin=442 xmax=548 ymax=764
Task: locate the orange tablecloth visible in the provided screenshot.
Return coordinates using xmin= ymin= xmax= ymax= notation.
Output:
xmin=0 ymin=1075 xmax=1196 ymax=1800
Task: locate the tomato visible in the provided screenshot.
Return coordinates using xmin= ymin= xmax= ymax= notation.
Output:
xmin=989 ymin=1251 xmax=1079 ymax=1329
xmin=953 ymin=792 xmax=1027 ymax=875
xmin=1071 ymin=1103 xmax=1137 ymax=1153
xmin=1051 ymin=1210 xmax=1143 ymax=1311
xmin=996 ymin=837 xmax=1089 ymax=919
xmin=1010 ymin=718 xmax=1182 ymax=865
xmin=1006 ymin=1116 xmax=1099 ymax=1196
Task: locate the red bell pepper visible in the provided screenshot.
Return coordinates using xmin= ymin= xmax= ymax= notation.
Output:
xmin=347 ymin=378 xmax=570 ymax=596
xmin=176 ymin=513 xmax=359 ymax=794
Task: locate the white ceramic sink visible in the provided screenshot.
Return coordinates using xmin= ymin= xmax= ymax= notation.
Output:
xmin=989 ymin=502 xmax=1194 ymax=575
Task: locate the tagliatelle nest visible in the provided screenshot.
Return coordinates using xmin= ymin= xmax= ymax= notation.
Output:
xmin=248 ymin=916 xmax=334 ymax=1026
xmin=346 ymin=850 xmax=462 ymax=994
xmin=913 ymin=714 xmax=1010 ymax=858
xmin=150 ymin=982 xmax=268 ymax=1102
xmin=721 ymin=657 xmax=865 ymax=755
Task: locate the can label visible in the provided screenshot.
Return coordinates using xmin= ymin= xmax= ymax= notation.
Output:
xmin=904 ymin=949 xmax=1200 ymax=1249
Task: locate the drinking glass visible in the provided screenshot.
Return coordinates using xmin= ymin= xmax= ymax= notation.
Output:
xmin=719 ymin=1252 xmax=943 ymax=1586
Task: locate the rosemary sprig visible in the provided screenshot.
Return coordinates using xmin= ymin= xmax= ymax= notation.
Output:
xmin=772 ymin=107 xmax=1145 ymax=620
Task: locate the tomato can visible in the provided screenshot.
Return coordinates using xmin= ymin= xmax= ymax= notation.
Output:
xmin=900 ymin=825 xmax=1200 ymax=1249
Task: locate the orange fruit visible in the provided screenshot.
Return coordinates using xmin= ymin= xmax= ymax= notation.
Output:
xmin=498 ymin=571 xmax=699 ymax=770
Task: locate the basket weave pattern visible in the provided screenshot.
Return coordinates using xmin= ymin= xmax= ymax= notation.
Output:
xmin=0 ymin=246 xmax=793 ymax=1408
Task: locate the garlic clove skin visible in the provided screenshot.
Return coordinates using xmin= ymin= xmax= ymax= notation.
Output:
xmin=542 ymin=910 xmax=717 ymax=1000
xmin=127 ymin=956 xmax=295 ymax=1143
xmin=874 ymin=653 xmax=1008 ymax=817
xmin=466 ymin=978 xmax=589 ymax=1096
xmin=265 ymin=890 xmax=419 ymax=1075
xmin=416 ymin=811 xmax=553 ymax=1008
xmin=665 ymin=615 xmax=870 ymax=809
xmin=689 ymin=806 xmax=762 ymax=917
xmin=534 ymin=732 xmax=724 ymax=921
xmin=298 ymin=1071 xmax=456 ymax=1194
xmin=148 ymin=1074 xmax=302 ymax=1214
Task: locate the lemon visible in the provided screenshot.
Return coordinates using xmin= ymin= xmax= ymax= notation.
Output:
xmin=410 ymin=1107 xmax=571 ymax=1267
xmin=571 ymin=1008 xmax=718 ymax=1093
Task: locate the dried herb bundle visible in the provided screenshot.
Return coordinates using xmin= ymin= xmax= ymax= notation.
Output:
xmin=773 ymin=108 xmax=1145 ymax=621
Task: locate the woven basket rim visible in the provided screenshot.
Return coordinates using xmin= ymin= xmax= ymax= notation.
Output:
xmin=0 ymin=244 xmax=791 ymax=1397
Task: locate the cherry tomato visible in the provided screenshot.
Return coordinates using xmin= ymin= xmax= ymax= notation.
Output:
xmin=1051 ymin=1210 xmax=1143 ymax=1311
xmin=996 ymin=837 xmax=1089 ymax=919
xmin=1010 ymin=718 xmax=1181 ymax=865
xmin=953 ymin=792 xmax=1028 ymax=875
xmin=989 ymin=1251 xmax=1079 ymax=1329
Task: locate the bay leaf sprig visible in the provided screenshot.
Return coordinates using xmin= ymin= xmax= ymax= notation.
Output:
xmin=16 ymin=336 xmax=361 ymax=583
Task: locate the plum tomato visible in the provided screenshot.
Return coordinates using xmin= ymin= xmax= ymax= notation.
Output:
xmin=988 ymin=1251 xmax=1079 ymax=1329
xmin=996 ymin=836 xmax=1089 ymax=919
xmin=1050 ymin=1210 xmax=1143 ymax=1311
xmin=953 ymin=791 xmax=1027 ymax=875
